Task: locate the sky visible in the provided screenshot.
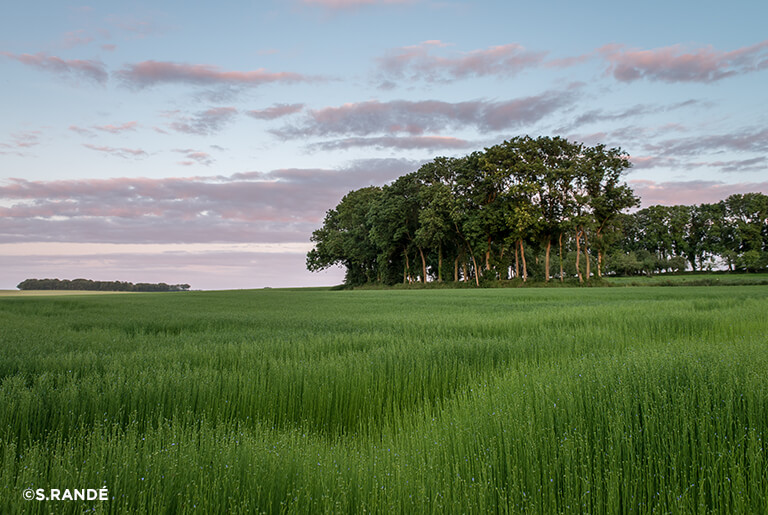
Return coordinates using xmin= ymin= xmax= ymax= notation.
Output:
xmin=1 ymin=0 xmax=767 ymax=290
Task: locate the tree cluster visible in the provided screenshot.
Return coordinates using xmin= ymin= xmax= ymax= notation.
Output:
xmin=308 ymin=136 xmax=768 ymax=286
xmin=17 ymin=278 xmax=191 ymax=292
xmin=611 ymin=193 xmax=768 ymax=275
xmin=307 ymin=136 xmax=640 ymax=286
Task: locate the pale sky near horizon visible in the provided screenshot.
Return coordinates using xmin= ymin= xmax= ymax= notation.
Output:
xmin=1 ymin=0 xmax=767 ymax=289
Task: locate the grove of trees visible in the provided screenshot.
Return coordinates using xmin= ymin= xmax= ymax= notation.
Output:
xmin=307 ymin=136 xmax=768 ymax=286
xmin=614 ymin=193 xmax=768 ymax=276
xmin=17 ymin=278 xmax=191 ymax=292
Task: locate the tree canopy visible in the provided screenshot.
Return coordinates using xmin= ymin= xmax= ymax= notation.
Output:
xmin=308 ymin=136 xmax=768 ymax=286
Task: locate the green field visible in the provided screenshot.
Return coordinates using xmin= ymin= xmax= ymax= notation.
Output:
xmin=0 ymin=290 xmax=140 ymax=297
xmin=1 ymin=287 xmax=767 ymax=513
xmin=605 ymin=272 xmax=768 ymax=287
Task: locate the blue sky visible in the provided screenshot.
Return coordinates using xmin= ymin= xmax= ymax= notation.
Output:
xmin=1 ymin=0 xmax=766 ymax=289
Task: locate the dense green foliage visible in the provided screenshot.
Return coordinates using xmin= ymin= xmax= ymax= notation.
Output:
xmin=615 ymin=193 xmax=768 ymax=275
xmin=308 ymin=136 xmax=638 ymax=286
xmin=307 ymin=137 xmax=768 ymax=286
xmin=16 ymin=278 xmax=191 ymax=292
xmin=1 ymin=287 xmax=767 ymax=513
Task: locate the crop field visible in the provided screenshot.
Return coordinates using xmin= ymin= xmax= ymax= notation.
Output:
xmin=1 ymin=287 xmax=767 ymax=514
xmin=605 ymin=272 xmax=768 ymax=287
xmin=0 ymin=290 xmax=141 ymax=297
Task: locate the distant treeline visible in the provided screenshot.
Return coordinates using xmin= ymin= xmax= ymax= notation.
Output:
xmin=17 ymin=278 xmax=191 ymax=292
xmin=612 ymin=196 xmax=768 ymax=276
xmin=307 ymin=136 xmax=768 ymax=286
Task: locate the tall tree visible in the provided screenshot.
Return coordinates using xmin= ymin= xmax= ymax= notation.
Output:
xmin=413 ymin=158 xmax=468 ymax=282
xmin=307 ymin=186 xmax=382 ymax=285
xmin=450 ymin=152 xmax=486 ymax=285
xmin=580 ymin=144 xmax=639 ymax=278
xmin=723 ymin=193 xmax=768 ymax=271
xmin=368 ymin=174 xmax=428 ymax=283
xmin=480 ymin=137 xmax=542 ymax=281
xmin=532 ymin=136 xmax=581 ymax=281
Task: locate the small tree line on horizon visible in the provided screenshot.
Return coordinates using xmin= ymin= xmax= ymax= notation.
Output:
xmin=307 ymin=136 xmax=768 ymax=286
xmin=16 ymin=278 xmax=191 ymax=292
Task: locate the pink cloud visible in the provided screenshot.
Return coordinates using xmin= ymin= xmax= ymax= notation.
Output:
xmin=276 ymin=88 xmax=580 ymax=138
xmin=1 ymin=51 xmax=107 ymax=84
xmin=644 ymin=127 xmax=768 ymax=156
xmin=9 ymin=131 xmax=41 ymax=148
xmin=101 ymin=44 xmax=117 ymax=52
xmin=379 ymin=41 xmax=546 ymax=81
xmin=564 ymin=100 xmax=700 ymax=131
xmin=584 ymin=125 xmax=768 ymax=173
xmin=116 ymin=60 xmax=316 ymax=88
xmin=82 ymin=144 xmax=148 ymax=159
xmin=0 ymin=159 xmax=415 ymax=244
xmin=693 ymin=156 xmax=767 ymax=173
xmin=312 ymin=135 xmax=473 ymax=151
xmin=599 ymin=40 xmax=768 ymax=83
xmin=630 ymin=155 xmax=767 ymax=174
xmin=69 ymin=125 xmax=95 ymax=137
xmin=0 ymin=131 xmax=42 ymax=155
xmin=174 ymin=148 xmax=214 ymax=166
xmin=93 ymin=121 xmax=138 ymax=134
xmin=247 ymin=103 xmax=305 ymax=120
xmin=168 ymin=107 xmax=238 ymax=136
xmin=628 ymin=155 xmax=679 ymax=170
xmin=630 ymin=179 xmax=768 ymax=207
xmin=69 ymin=122 xmax=138 ymax=138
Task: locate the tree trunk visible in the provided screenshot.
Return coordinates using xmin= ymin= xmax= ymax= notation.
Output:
xmin=404 ymin=248 xmax=411 ymax=284
xmin=418 ymin=247 xmax=427 ymax=283
xmin=438 ymin=244 xmax=443 ymax=282
xmin=462 ymin=262 xmax=468 ymax=282
xmin=470 ymin=252 xmax=480 ymax=286
xmin=545 ymin=237 xmax=551 ymax=282
xmin=583 ymin=232 xmax=591 ymax=281
xmin=575 ymin=230 xmax=583 ymax=283
xmin=454 ymin=254 xmax=459 ymax=282
xmin=597 ymin=251 xmax=603 ymax=278
xmin=519 ymin=239 xmax=528 ymax=282
xmin=559 ymin=233 xmax=564 ymax=283
xmin=595 ymin=229 xmax=603 ymax=279
xmin=485 ymin=235 xmax=492 ymax=271
xmin=515 ymin=245 xmax=520 ymax=279
xmin=457 ymin=228 xmax=480 ymax=287
xmin=499 ymin=245 xmax=507 ymax=279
